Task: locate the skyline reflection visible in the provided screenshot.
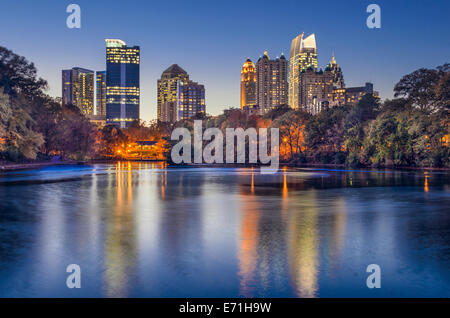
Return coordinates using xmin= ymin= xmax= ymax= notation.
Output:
xmin=0 ymin=164 xmax=448 ymax=297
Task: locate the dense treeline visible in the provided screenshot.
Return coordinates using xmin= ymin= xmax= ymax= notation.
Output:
xmin=0 ymin=46 xmax=448 ymax=167
xmin=0 ymin=46 xmax=98 ymax=161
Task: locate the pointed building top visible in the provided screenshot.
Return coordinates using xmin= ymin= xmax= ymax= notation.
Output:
xmin=161 ymin=64 xmax=188 ymax=77
xmin=330 ymin=51 xmax=337 ymax=65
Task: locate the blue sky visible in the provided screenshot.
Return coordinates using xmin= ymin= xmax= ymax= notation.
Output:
xmin=1 ymin=0 xmax=449 ymax=121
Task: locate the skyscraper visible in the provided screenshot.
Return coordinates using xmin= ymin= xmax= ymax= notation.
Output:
xmin=157 ymin=64 xmax=189 ymax=122
xmin=62 ymin=67 xmax=95 ymax=115
xmin=177 ymin=81 xmax=206 ymax=121
xmin=240 ymin=58 xmax=256 ymax=109
xmin=256 ymin=51 xmax=288 ymax=115
xmin=298 ymin=68 xmax=334 ymax=114
xmin=96 ymin=71 xmax=106 ymax=116
xmin=289 ymin=33 xmax=318 ymax=109
xmin=105 ymin=39 xmax=140 ymax=128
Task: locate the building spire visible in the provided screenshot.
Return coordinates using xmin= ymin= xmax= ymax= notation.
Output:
xmin=330 ymin=51 xmax=337 ymax=65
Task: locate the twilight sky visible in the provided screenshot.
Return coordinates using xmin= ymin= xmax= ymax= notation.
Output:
xmin=1 ymin=0 xmax=449 ymax=121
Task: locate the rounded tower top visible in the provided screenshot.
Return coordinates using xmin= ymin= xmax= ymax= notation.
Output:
xmin=242 ymin=58 xmax=255 ymax=70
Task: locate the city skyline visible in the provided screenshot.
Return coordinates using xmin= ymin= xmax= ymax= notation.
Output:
xmin=1 ymin=0 xmax=449 ymax=122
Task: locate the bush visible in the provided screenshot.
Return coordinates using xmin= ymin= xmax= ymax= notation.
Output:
xmin=290 ymin=153 xmax=307 ymax=165
xmin=2 ymin=147 xmax=23 ymax=162
xmin=346 ymin=152 xmax=362 ymax=167
xmin=334 ymin=151 xmax=347 ymax=164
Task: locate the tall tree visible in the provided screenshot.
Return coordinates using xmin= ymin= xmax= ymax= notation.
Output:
xmin=394 ymin=63 xmax=449 ymax=112
xmin=0 ymin=46 xmax=47 ymax=98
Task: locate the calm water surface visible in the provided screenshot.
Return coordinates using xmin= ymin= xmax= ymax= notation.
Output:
xmin=0 ymin=163 xmax=449 ymax=298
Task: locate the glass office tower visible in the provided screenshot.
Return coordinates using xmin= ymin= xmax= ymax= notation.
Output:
xmin=289 ymin=33 xmax=318 ymax=109
xmin=105 ymin=39 xmax=140 ymax=128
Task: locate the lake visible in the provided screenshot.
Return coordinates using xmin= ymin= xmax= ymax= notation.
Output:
xmin=0 ymin=163 xmax=449 ymax=298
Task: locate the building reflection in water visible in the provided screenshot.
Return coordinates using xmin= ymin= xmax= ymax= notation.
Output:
xmin=237 ymin=170 xmax=292 ymax=297
xmin=287 ymin=189 xmax=319 ymax=298
xmin=238 ymin=170 xmax=261 ymax=297
xmin=326 ymin=197 xmax=347 ymax=274
xmin=103 ymin=161 xmax=137 ymax=297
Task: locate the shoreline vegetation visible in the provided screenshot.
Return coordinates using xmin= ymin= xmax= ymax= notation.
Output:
xmin=0 ymin=46 xmax=449 ymax=171
xmin=2 ymin=160 xmax=449 ymax=173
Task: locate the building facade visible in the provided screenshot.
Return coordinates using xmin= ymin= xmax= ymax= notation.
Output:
xmin=87 ymin=114 xmax=107 ymax=128
xmin=289 ymin=33 xmax=318 ymax=109
xmin=240 ymin=58 xmax=257 ymax=109
xmin=105 ymin=39 xmax=140 ymax=128
xmin=327 ymin=54 xmax=345 ymax=89
xmin=160 ymin=101 xmax=177 ymax=123
xmin=345 ymin=83 xmax=378 ymax=105
xmin=62 ymin=67 xmax=95 ymax=115
xmin=177 ymin=81 xmax=206 ymax=121
xmin=256 ymin=51 xmax=288 ymax=115
xmin=96 ymin=71 xmax=106 ymax=116
xmin=157 ymin=64 xmax=189 ymax=122
xmin=331 ymin=83 xmax=378 ymax=107
xmin=298 ymin=68 xmax=334 ymax=114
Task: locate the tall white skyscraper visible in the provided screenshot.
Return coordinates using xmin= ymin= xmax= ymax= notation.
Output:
xmin=289 ymin=33 xmax=317 ymax=109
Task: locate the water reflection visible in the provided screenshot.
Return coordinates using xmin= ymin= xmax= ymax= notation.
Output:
xmin=0 ymin=164 xmax=449 ymax=297
xmin=104 ymin=162 xmax=137 ymax=297
xmin=288 ymin=190 xmax=319 ymax=298
xmin=238 ymin=182 xmax=260 ymax=297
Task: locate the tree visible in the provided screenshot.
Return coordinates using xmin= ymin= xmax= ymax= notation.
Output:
xmin=99 ymin=125 xmax=128 ymax=158
xmin=55 ymin=105 xmax=98 ymax=160
xmin=0 ymin=46 xmax=47 ymax=98
xmin=394 ymin=63 xmax=449 ymax=112
xmin=262 ymin=104 xmax=291 ymax=121
xmin=272 ymin=110 xmax=310 ymax=160
xmin=4 ymin=94 xmax=44 ymax=159
xmin=0 ymin=88 xmax=11 ymax=149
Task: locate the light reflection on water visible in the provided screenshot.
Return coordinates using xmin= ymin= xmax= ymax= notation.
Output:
xmin=0 ymin=163 xmax=449 ymax=298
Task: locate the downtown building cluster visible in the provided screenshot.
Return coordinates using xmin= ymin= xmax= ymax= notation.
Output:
xmin=63 ymin=39 xmax=140 ymax=128
xmin=62 ymin=39 xmax=206 ymax=126
xmin=241 ymin=32 xmax=378 ymax=115
xmin=62 ymin=33 xmax=378 ymax=127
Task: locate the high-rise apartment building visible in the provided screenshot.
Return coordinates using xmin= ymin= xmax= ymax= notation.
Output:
xmin=240 ymin=58 xmax=257 ymax=109
xmin=177 ymin=81 xmax=206 ymax=121
xmin=256 ymin=51 xmax=288 ymax=115
xmin=105 ymin=39 xmax=140 ymax=128
xmin=298 ymin=68 xmax=334 ymax=114
xmin=96 ymin=71 xmax=106 ymax=116
xmin=157 ymin=64 xmax=190 ymax=122
xmin=62 ymin=67 xmax=95 ymax=115
xmin=289 ymin=33 xmax=318 ymax=109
